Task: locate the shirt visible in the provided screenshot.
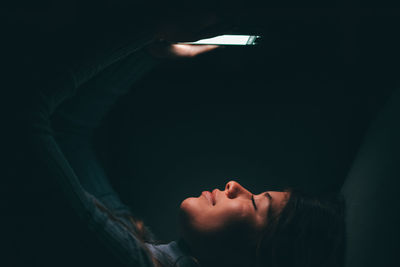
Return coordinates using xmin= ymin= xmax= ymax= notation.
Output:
xmin=146 ymin=239 xmax=200 ymax=267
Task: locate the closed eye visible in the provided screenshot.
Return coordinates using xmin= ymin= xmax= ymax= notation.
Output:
xmin=251 ymin=195 xmax=257 ymax=210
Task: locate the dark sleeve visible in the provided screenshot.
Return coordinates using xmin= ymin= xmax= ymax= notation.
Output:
xmin=17 ymin=40 xmax=160 ymax=266
xmin=27 ymin=132 xmax=155 ymax=267
xmin=52 ymin=48 xmax=159 ymax=214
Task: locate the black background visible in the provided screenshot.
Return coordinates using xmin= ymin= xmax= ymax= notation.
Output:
xmin=2 ymin=0 xmax=400 ymax=263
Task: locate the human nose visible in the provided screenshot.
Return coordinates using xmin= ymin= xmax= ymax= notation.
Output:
xmin=225 ymin=181 xmax=252 ymax=199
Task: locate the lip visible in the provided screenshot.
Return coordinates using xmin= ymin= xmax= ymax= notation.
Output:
xmin=202 ymin=191 xmax=215 ymax=206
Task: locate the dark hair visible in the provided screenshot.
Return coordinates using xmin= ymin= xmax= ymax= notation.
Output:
xmin=255 ymin=189 xmax=346 ymax=267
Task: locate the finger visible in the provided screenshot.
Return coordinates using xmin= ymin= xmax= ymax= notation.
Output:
xmin=170 ymin=44 xmax=219 ymax=57
xmin=191 ymin=45 xmax=219 ymax=55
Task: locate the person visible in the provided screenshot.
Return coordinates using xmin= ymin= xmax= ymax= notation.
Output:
xmin=7 ymin=7 xmax=345 ymax=267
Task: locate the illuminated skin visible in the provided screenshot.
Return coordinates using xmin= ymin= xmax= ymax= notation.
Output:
xmin=146 ymin=42 xmax=219 ymax=59
xmin=146 ymin=12 xmax=229 ymax=59
xmin=179 ymin=180 xmax=290 ymax=266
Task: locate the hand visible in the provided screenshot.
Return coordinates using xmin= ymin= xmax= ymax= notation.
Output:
xmin=145 ymin=40 xmax=219 ymax=59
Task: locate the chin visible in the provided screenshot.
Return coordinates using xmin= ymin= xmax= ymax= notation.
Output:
xmin=178 ymin=198 xmax=197 ymax=243
xmin=179 ymin=197 xmax=196 ymax=212
xmin=179 ymin=196 xmax=209 ymax=230
xmin=178 ymin=197 xmax=197 ymax=225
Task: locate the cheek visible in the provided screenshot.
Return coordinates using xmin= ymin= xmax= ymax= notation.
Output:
xmin=181 ymin=199 xmax=253 ymax=235
xmin=217 ymin=203 xmax=261 ymax=246
xmin=220 ymin=202 xmax=254 ymax=230
xmin=179 ymin=199 xmax=260 ymax=255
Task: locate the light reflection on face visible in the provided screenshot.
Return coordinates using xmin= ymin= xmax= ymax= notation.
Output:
xmin=178 ymin=180 xmax=290 ymax=263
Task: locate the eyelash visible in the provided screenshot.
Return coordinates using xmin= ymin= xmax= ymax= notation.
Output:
xmin=251 ymin=195 xmax=257 ymax=210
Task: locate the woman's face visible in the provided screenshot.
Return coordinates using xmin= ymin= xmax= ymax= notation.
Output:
xmin=179 ymin=181 xmax=290 ymax=264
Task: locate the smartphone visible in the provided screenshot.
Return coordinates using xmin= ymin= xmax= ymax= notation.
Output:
xmin=177 ymin=35 xmax=261 ymax=46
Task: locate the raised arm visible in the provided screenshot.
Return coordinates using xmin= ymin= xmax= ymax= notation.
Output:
xmin=19 ymin=36 xmax=160 ymax=266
